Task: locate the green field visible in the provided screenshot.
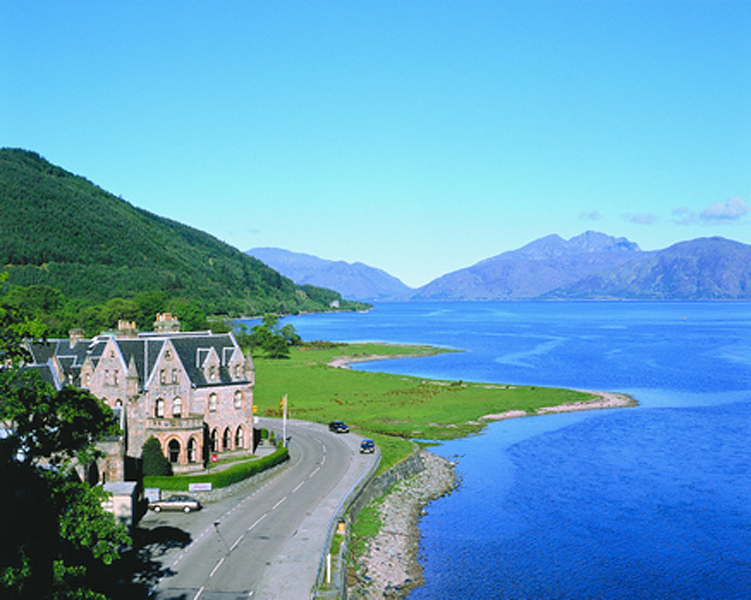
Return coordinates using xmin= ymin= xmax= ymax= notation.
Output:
xmin=253 ymin=343 xmax=597 ymax=471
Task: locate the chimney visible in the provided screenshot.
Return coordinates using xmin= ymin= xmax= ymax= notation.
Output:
xmin=68 ymin=328 xmax=85 ymax=348
xmin=117 ymin=320 xmax=138 ymax=338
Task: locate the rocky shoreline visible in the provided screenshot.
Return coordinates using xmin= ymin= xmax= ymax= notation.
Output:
xmin=349 ymin=450 xmax=458 ymax=599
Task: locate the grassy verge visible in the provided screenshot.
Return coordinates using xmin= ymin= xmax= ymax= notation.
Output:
xmin=348 ymin=494 xmax=385 ymax=559
xmin=253 ymin=342 xmax=598 ymax=471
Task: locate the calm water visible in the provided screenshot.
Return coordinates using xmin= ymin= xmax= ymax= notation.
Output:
xmin=268 ymin=302 xmax=751 ymax=598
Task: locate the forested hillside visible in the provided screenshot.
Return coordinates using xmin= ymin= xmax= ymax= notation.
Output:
xmin=0 ymin=148 xmax=367 ymax=335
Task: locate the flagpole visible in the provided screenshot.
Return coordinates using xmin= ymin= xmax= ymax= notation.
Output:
xmin=282 ymin=394 xmax=288 ymax=447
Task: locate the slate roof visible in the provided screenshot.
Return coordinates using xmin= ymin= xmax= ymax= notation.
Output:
xmin=169 ymin=333 xmax=241 ymax=387
xmin=117 ymin=338 xmax=166 ymax=390
xmin=25 ymin=331 xmax=249 ymax=391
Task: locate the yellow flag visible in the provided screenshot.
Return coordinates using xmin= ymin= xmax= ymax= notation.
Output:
xmin=280 ymin=395 xmax=287 ymax=408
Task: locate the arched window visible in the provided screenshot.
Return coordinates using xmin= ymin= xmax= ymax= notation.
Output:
xmin=187 ymin=437 xmax=197 ymax=463
xmin=234 ymin=390 xmax=243 ymax=409
xmin=172 ymin=397 xmax=182 ymax=418
xmin=222 ymin=427 xmax=231 ymax=450
xmin=115 ymin=399 xmax=123 ymax=407
xmin=209 ymin=393 xmax=218 ymax=412
xmin=168 ymin=439 xmax=181 ymax=463
xmin=210 ymin=429 xmax=218 ymax=452
xmin=235 ymin=426 xmax=244 ymax=449
xmin=155 ymin=398 xmax=165 ymax=418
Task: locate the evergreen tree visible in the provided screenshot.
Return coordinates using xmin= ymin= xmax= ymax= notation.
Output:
xmin=141 ymin=436 xmax=172 ymax=476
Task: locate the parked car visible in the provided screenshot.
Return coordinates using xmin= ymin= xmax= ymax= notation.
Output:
xmin=328 ymin=420 xmax=349 ymax=433
xmin=149 ymin=495 xmax=202 ymax=513
xmin=359 ymin=439 xmax=376 ymax=454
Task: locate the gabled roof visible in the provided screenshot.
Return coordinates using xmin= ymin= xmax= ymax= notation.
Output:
xmin=24 ymin=331 xmax=249 ymax=390
xmin=116 ymin=338 xmax=166 ymax=390
xmin=169 ymin=333 xmax=244 ymax=387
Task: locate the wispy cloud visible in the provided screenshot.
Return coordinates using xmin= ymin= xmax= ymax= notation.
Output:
xmin=622 ymin=213 xmax=658 ymax=225
xmin=579 ymin=210 xmax=602 ymax=222
xmin=672 ymin=207 xmax=698 ymax=226
xmin=700 ymin=196 xmax=749 ymax=223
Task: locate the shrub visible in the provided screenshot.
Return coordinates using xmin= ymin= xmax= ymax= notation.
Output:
xmin=144 ymin=446 xmax=290 ymax=491
xmin=142 ymin=436 xmax=172 ymax=476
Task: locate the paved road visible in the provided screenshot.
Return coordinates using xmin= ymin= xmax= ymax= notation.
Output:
xmin=143 ymin=419 xmax=378 ymax=599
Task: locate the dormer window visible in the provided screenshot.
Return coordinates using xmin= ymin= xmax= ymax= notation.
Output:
xmin=155 ymin=398 xmax=165 ymax=418
xmin=209 ymin=365 xmax=217 ymax=381
xmin=234 ymin=390 xmax=243 ymax=409
xmin=160 ymin=369 xmax=167 ymax=384
xmin=171 ymin=368 xmax=178 ymax=384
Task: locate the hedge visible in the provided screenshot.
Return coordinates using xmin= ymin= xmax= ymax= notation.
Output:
xmin=144 ymin=446 xmax=290 ymax=491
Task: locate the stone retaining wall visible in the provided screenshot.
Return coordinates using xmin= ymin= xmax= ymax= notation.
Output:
xmin=315 ymin=449 xmax=427 ymax=599
xmin=347 ymin=451 xmax=425 ymax=521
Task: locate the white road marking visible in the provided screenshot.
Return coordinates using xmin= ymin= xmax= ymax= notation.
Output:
xmin=292 ymin=480 xmax=305 ymax=493
xmin=309 ymin=466 xmax=321 ymax=478
xmin=248 ymin=513 xmax=267 ymax=531
xmin=194 ymin=586 xmax=204 ymax=599
xmin=210 ymin=556 xmax=225 ymax=578
xmin=272 ymin=496 xmax=287 ymax=510
xmin=230 ymin=534 xmax=244 ymax=551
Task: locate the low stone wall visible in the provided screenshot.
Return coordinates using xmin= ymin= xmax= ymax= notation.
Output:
xmin=347 ymin=451 xmax=425 ymax=522
xmin=314 ymin=449 xmax=428 ymax=599
xmin=158 ymin=457 xmax=290 ymax=504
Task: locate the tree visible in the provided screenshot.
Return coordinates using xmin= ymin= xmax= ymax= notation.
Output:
xmin=141 ymin=436 xmax=172 ymax=477
xmin=242 ymin=314 xmax=301 ymax=359
xmin=0 ymin=274 xmax=130 ymax=598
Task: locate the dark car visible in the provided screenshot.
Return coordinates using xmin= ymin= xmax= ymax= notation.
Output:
xmin=328 ymin=420 xmax=349 ymax=433
xmin=149 ymin=495 xmax=202 ymax=513
xmin=359 ymin=439 xmax=376 ymax=454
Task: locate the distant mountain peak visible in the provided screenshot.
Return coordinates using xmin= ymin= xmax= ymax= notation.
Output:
xmin=246 ymin=247 xmax=413 ymax=302
xmin=568 ymin=230 xmax=640 ymax=252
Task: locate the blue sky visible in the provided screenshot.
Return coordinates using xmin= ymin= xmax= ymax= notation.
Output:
xmin=2 ymin=1 xmax=749 ymax=287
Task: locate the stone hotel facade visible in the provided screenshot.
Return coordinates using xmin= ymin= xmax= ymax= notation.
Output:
xmin=26 ymin=314 xmax=255 ymax=482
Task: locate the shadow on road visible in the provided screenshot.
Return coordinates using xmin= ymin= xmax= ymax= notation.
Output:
xmin=96 ymin=525 xmax=193 ymax=599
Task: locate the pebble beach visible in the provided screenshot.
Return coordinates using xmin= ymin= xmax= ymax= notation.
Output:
xmin=349 ymin=450 xmax=458 ymax=599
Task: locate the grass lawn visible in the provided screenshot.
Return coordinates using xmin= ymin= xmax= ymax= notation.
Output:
xmin=253 ymin=343 xmax=596 ymax=471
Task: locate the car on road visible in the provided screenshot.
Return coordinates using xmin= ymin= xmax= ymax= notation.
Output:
xmin=328 ymin=420 xmax=349 ymax=433
xmin=359 ymin=439 xmax=375 ymax=454
xmin=149 ymin=495 xmax=202 ymax=513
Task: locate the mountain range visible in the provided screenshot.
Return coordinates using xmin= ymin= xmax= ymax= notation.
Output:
xmin=246 ymin=248 xmax=413 ymax=302
xmin=250 ymin=232 xmax=751 ymax=301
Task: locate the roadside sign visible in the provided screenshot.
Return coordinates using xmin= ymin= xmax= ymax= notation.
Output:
xmin=189 ymin=483 xmax=212 ymax=492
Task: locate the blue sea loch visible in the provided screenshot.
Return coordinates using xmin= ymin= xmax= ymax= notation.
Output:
xmin=273 ymin=302 xmax=751 ymax=599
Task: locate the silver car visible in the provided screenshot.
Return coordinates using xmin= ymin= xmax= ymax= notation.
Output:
xmin=149 ymin=495 xmax=202 ymax=513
